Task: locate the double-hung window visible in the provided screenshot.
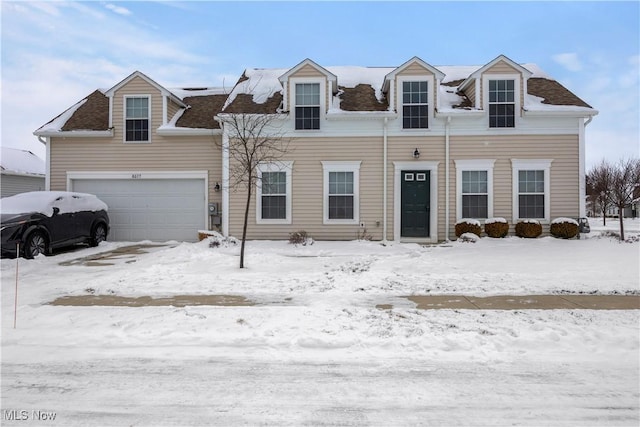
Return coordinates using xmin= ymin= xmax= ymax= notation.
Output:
xmin=462 ymin=171 xmax=488 ymax=219
xmin=256 ymin=162 xmax=292 ymax=224
xmin=125 ymin=96 xmax=150 ymax=142
xmin=488 ymin=79 xmax=515 ymax=128
xmin=511 ymin=159 xmax=552 ymax=222
xmin=518 ymin=170 xmax=545 ymax=218
xmin=455 ymin=159 xmax=495 ymax=220
xmin=322 ymin=161 xmax=361 ymax=224
xmin=295 ymin=83 xmax=320 ymax=130
xmin=402 ymin=81 xmax=428 ymax=129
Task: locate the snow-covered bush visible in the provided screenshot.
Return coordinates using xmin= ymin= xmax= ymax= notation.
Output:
xmin=289 ymin=230 xmax=314 ymax=246
xmin=484 ymin=217 xmax=509 ymax=238
xmin=550 ymin=217 xmax=579 ymax=239
xmin=204 ymin=231 xmax=238 ymax=248
xmin=515 ymin=220 xmax=542 ymax=238
xmin=458 ymin=232 xmax=479 ymax=243
xmin=455 ymin=219 xmax=482 ymax=238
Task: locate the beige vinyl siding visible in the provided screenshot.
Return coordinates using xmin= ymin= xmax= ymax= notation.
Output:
xmin=48 ymin=135 xmax=223 ymax=207
xmin=290 ymin=64 xmax=325 ymax=78
xmin=229 ymin=133 xmax=579 ymax=241
xmin=167 ymin=98 xmax=181 ymax=124
xmin=228 ymin=136 xmax=385 ymax=240
xmin=463 ymin=81 xmax=477 ymax=107
xmin=448 ymin=134 xmax=580 ymax=238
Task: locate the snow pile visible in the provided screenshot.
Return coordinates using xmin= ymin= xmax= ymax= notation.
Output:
xmin=0 ymin=191 xmax=108 ymax=216
xmin=485 ymin=217 xmax=508 ymax=224
xmin=0 ymin=147 xmax=45 ymax=176
xmin=222 ymin=68 xmax=288 ymax=110
xmin=552 ymin=217 xmax=579 ymax=226
xmin=35 ymin=98 xmax=88 ymax=133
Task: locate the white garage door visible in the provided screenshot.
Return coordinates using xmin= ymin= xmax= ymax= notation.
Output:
xmin=72 ymin=178 xmax=206 ymax=242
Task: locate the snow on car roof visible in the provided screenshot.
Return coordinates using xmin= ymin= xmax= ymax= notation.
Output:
xmin=0 ymin=191 xmax=108 ymax=217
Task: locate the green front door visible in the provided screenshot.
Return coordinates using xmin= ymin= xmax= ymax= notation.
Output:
xmin=401 ymin=170 xmax=430 ymax=237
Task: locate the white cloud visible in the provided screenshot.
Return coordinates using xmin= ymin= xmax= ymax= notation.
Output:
xmin=105 ymin=3 xmax=132 ymax=16
xmin=552 ymin=53 xmax=583 ymax=72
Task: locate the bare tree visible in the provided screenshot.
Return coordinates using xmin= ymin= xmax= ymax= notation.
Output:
xmin=587 ymin=159 xmax=614 ymax=225
xmin=217 ymin=113 xmax=290 ymax=268
xmin=609 ymin=158 xmax=640 ymax=240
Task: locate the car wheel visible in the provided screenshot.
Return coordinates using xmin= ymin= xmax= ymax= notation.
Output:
xmin=90 ymin=224 xmax=107 ymax=247
xmin=24 ymin=231 xmax=47 ymax=259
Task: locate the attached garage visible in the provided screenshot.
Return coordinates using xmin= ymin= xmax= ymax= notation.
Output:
xmin=69 ymin=172 xmax=208 ymax=242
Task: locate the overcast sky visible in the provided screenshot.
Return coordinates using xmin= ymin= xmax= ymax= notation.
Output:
xmin=1 ymin=1 xmax=638 ymax=169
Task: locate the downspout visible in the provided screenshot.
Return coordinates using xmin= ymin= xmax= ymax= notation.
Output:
xmin=221 ymin=123 xmax=230 ymax=237
xmin=38 ymin=136 xmax=50 ymax=190
xmin=383 ymin=117 xmax=388 ymax=243
xmin=579 ymin=116 xmax=594 ymax=218
xmin=445 ymin=116 xmax=451 ymax=242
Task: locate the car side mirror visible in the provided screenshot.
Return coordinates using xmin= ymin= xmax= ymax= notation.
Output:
xmin=52 ymin=207 xmax=60 ymax=216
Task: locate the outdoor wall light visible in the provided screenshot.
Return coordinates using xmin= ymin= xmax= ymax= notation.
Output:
xmin=413 ymin=148 xmax=420 ymax=159
xmin=214 ymin=182 xmax=221 ymax=192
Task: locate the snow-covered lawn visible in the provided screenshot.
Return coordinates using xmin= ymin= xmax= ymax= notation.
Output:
xmin=1 ymin=219 xmax=639 ymax=426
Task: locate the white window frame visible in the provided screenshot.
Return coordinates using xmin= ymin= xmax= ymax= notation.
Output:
xmin=256 ymin=161 xmax=293 ymax=224
xmin=511 ymin=159 xmax=553 ymax=223
xmin=321 ymin=161 xmax=361 ymax=225
xmin=397 ymin=75 xmax=435 ymax=131
xmin=291 ymin=77 xmax=325 ymax=132
xmin=123 ymin=95 xmax=151 ymax=143
xmin=482 ymin=74 xmax=521 ymax=129
xmin=455 ymin=159 xmax=495 ymax=221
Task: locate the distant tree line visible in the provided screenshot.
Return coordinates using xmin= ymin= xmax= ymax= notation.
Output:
xmin=586 ymin=158 xmax=640 ymax=240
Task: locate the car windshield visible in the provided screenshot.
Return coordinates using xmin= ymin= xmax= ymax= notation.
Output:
xmin=0 ymin=191 xmax=107 ymax=216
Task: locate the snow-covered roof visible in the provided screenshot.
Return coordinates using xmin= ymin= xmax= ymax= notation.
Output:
xmin=34 ymin=57 xmax=595 ymax=134
xmin=1 ymin=147 xmax=45 ymax=176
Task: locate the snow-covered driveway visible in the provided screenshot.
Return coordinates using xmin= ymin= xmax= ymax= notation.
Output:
xmin=1 ymin=219 xmax=639 ymax=425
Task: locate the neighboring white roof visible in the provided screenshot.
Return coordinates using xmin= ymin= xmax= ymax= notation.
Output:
xmin=1 ymin=147 xmax=45 ymax=176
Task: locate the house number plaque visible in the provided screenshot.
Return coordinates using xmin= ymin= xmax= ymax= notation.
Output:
xmin=131 ymin=173 xmax=142 ymax=179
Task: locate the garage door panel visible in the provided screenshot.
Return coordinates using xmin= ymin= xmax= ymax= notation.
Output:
xmin=72 ymin=178 xmax=206 ymax=242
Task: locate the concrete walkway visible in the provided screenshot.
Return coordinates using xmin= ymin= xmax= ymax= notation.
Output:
xmin=49 ymin=293 xmax=640 ymax=310
xmin=404 ymin=294 xmax=640 ymax=310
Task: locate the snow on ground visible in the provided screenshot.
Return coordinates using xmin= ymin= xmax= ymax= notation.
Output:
xmin=1 ymin=218 xmax=639 ymax=426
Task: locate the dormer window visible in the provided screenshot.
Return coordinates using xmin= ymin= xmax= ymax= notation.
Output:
xmin=295 ymin=83 xmax=320 ymax=130
xmin=488 ymin=80 xmax=515 ymax=128
xmin=402 ymin=81 xmax=428 ymax=129
xmin=125 ymin=96 xmax=150 ymax=141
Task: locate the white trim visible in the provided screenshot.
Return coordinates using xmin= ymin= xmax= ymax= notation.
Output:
xmin=34 ymin=130 xmax=114 ymax=138
xmin=123 ymin=94 xmax=152 ymax=143
xmin=397 ymin=75 xmax=436 ymax=130
xmin=321 ymin=161 xmax=361 ymax=225
xmin=66 ymin=170 xmax=209 ymax=230
xmin=511 ymin=159 xmax=553 ymax=223
xmin=483 ymin=74 xmax=521 ymax=129
xmin=45 ymin=137 xmax=51 ymax=191
xmin=393 ymin=161 xmax=439 ymax=243
xmin=256 ymin=161 xmax=293 ymax=225
xmin=454 ymin=159 xmax=496 ymax=221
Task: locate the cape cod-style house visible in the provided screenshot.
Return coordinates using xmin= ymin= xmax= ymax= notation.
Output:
xmin=34 ymin=55 xmax=597 ymax=242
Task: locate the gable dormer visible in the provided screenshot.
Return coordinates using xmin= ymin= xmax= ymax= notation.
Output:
xmin=383 ymin=57 xmax=445 ymax=130
xmin=458 ymin=55 xmax=532 ymax=128
xmin=104 ymin=71 xmax=186 ymax=143
xmin=279 ymin=59 xmax=337 ymax=130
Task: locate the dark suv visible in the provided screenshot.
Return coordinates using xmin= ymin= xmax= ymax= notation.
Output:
xmin=1 ymin=191 xmax=109 ymax=258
